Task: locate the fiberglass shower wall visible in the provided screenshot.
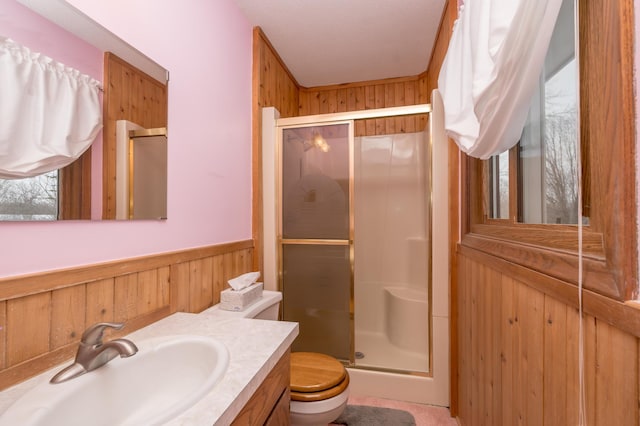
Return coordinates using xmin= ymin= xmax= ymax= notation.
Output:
xmin=354 ymin=126 xmax=430 ymax=373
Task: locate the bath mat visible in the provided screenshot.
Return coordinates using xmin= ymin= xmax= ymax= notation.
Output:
xmin=332 ymin=404 xmax=416 ymax=426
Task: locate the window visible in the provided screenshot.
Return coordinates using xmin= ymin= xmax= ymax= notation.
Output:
xmin=488 ymin=151 xmax=509 ymax=220
xmin=488 ymin=0 xmax=579 ymax=225
xmin=464 ymin=0 xmax=637 ymax=301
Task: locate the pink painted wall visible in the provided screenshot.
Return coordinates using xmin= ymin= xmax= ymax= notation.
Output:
xmin=0 ymin=0 xmax=102 ymax=77
xmin=0 ymin=0 xmax=252 ymax=277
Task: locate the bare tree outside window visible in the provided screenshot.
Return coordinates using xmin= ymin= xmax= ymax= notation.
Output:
xmin=544 ymin=107 xmax=578 ymax=224
xmin=542 ymin=58 xmax=578 ymax=224
xmin=0 ymin=172 xmax=58 ymax=220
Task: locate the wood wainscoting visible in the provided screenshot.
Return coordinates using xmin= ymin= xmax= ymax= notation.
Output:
xmin=457 ymin=245 xmax=639 ymax=426
xmin=0 ymin=240 xmax=254 ymax=391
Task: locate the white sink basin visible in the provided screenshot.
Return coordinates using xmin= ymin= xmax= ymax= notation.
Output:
xmin=0 ymin=334 xmax=229 ymax=426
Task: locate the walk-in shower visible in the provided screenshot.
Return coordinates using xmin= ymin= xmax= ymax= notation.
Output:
xmin=262 ymin=94 xmax=449 ymax=406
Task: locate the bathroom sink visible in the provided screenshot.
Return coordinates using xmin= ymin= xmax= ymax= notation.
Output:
xmin=0 ymin=334 xmax=229 ymax=426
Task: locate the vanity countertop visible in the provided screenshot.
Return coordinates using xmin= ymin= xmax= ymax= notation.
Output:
xmin=0 ymin=313 xmax=299 ymax=425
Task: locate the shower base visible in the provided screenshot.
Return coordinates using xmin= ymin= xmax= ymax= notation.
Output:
xmin=354 ymin=330 xmax=428 ymax=373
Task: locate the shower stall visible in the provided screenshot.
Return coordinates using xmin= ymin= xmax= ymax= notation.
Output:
xmin=262 ymin=94 xmax=449 ymax=405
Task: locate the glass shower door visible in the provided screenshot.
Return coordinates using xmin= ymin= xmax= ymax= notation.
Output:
xmin=279 ymin=122 xmax=353 ymax=362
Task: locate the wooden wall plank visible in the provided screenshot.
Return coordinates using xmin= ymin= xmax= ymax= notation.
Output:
xmin=137 ymin=269 xmax=159 ymax=316
xmin=595 ymin=321 xmax=639 ymax=425
xmin=488 ymin=268 xmax=502 ymax=424
xmin=403 ymin=82 xmax=415 ymax=133
xmin=457 ymin=256 xmax=472 ymax=421
xmin=6 ymin=293 xmax=51 ymax=367
xmin=469 ymin=260 xmax=480 ymax=424
xmin=213 ymin=255 xmax=226 ymax=305
xmin=543 ymin=296 xmax=568 ymax=426
xmin=51 ymin=286 xmax=86 ymax=350
xmin=86 ymin=278 xmax=115 ymax=325
xmin=583 ymin=314 xmax=597 ymax=425
xmin=114 ymin=273 xmax=138 ymax=322
xmin=170 ymin=262 xmax=191 ymax=313
xmin=500 ymin=275 xmax=515 ymax=425
xmin=523 ymin=282 xmax=544 ymax=425
xmin=233 ymin=249 xmax=248 ymax=278
xmin=472 ymin=260 xmax=484 ymax=424
xmin=223 ymin=252 xmax=235 ymax=285
xmin=0 ymin=302 xmax=5 ymax=369
xmin=564 ymin=306 xmax=581 ymax=426
xmin=158 ymin=266 xmax=170 ymax=308
xmin=189 ymin=258 xmax=214 ymax=313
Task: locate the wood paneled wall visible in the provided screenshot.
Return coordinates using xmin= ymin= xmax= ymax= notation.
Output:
xmin=299 ymin=77 xmax=429 ymax=137
xmin=0 ymin=240 xmax=253 ymax=390
xmin=457 ymin=246 xmax=640 ymax=425
xmin=252 ymin=28 xmax=301 ymax=273
xmin=102 ymin=53 xmax=168 ymax=220
xmin=424 ymin=0 xmax=458 ymax=97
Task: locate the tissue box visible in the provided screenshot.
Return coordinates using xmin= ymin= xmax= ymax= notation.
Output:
xmin=219 ymin=282 xmax=264 ymax=312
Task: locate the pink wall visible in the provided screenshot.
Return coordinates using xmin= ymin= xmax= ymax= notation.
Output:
xmin=0 ymin=0 xmax=102 ymax=77
xmin=0 ymin=0 xmax=253 ymax=277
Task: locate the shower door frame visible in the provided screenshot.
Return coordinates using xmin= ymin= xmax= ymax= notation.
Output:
xmin=278 ymin=119 xmax=356 ymax=364
xmin=272 ymin=103 xmax=433 ymax=372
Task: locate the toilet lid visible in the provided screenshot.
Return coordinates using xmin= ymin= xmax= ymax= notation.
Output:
xmin=290 ymin=352 xmax=346 ymax=393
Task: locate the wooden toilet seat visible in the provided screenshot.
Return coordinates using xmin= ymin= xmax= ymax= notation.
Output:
xmin=290 ymin=352 xmax=350 ymax=402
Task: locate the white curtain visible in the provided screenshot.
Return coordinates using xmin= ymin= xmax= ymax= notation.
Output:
xmin=0 ymin=37 xmax=102 ymax=179
xmin=437 ymin=0 xmax=563 ymax=159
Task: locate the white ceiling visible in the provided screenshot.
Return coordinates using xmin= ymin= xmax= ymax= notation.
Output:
xmin=234 ymin=0 xmax=448 ymax=87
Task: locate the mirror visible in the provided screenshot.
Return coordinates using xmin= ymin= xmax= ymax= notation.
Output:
xmin=0 ymin=0 xmax=169 ymax=220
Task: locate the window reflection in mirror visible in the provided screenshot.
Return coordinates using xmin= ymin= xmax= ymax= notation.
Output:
xmin=0 ymin=172 xmax=58 ymax=220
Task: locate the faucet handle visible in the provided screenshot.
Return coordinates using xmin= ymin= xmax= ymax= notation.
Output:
xmin=81 ymin=322 xmax=125 ymax=345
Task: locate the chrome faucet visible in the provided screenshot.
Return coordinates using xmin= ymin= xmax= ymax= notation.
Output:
xmin=50 ymin=322 xmax=138 ymax=384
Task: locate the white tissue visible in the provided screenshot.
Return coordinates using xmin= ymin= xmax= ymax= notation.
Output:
xmin=228 ymin=271 xmax=260 ymax=291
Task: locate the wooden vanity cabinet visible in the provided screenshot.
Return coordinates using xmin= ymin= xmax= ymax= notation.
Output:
xmin=232 ymin=349 xmax=291 ymax=426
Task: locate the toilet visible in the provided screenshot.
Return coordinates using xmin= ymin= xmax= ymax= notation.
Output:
xmin=200 ymin=290 xmax=349 ymax=425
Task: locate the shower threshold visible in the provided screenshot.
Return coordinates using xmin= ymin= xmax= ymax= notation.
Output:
xmin=355 ymin=330 xmax=429 ymax=374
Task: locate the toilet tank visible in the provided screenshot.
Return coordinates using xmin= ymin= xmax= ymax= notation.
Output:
xmin=248 ymin=290 xmax=282 ymax=320
xmin=200 ymin=290 xmax=282 ymax=320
